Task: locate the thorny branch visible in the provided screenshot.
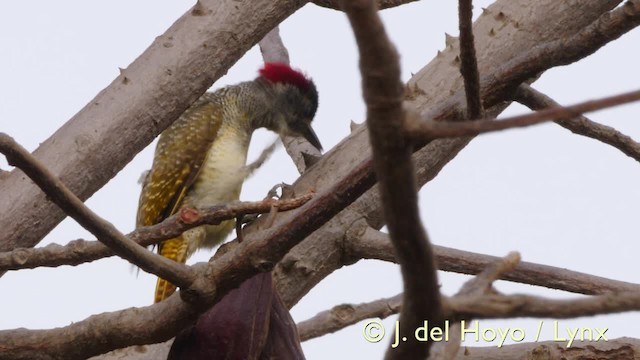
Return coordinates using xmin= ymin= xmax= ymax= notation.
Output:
xmin=0 ymin=133 xmax=196 ymax=290
xmin=342 ymin=0 xmax=442 ymax=359
xmin=515 ymin=84 xmax=640 ymax=163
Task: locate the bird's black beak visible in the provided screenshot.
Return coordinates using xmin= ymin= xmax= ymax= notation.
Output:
xmin=300 ymin=123 xmax=323 ymax=151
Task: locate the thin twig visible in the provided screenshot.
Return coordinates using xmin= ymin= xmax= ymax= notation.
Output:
xmin=0 ymin=195 xmax=313 ymax=272
xmin=342 ymin=0 xmax=442 ymax=358
xmin=407 ymin=88 xmax=640 ymax=140
xmin=238 ymin=139 xmax=279 ymax=179
xmin=458 ymin=0 xmax=483 ymax=119
xmin=515 ymin=84 xmax=640 ymax=163
xmin=0 ymin=133 xmax=195 ymax=289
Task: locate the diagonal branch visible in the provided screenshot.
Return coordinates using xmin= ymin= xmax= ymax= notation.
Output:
xmin=0 ymin=133 xmax=196 ymax=289
xmin=0 ymin=195 xmax=312 ymax=272
xmin=342 ymin=0 xmax=442 ymax=358
xmin=458 ymin=0 xmax=483 ymax=119
xmin=406 ymin=88 xmax=640 ymax=139
xmin=515 ymin=83 xmax=640 ymax=163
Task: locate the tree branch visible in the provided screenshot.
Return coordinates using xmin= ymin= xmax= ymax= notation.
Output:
xmin=515 ymin=83 xmax=640 ymax=163
xmin=0 ymin=133 xmax=195 ymax=289
xmin=0 ymin=195 xmax=312 ymax=272
xmin=342 ymin=0 xmax=442 ymax=358
xmin=458 ymin=0 xmax=483 ymax=119
xmin=348 ymin=227 xmax=640 ymax=295
xmin=406 ymin=88 xmax=640 ymax=139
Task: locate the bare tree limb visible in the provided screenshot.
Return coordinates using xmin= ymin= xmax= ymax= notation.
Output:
xmin=406 ymin=88 xmax=640 ymax=139
xmin=342 ymin=0 xmax=442 ymax=358
xmin=0 ymin=0 xmax=307 ymax=255
xmin=467 ymin=0 xmax=640 ymax=111
xmin=349 ymin=227 xmax=640 ymax=295
xmin=0 ymin=195 xmax=312 ymax=272
xmin=458 ymin=0 xmax=483 ymax=119
xmin=515 ymin=83 xmax=640 ymax=163
xmin=0 ymin=133 xmax=195 ymax=289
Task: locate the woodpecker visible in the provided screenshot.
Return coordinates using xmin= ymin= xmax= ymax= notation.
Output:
xmin=137 ymin=63 xmax=321 ymax=303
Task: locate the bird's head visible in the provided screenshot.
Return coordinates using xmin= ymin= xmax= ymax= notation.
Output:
xmin=258 ymin=63 xmax=322 ymax=151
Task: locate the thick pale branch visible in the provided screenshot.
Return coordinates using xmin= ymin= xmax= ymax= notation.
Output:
xmin=515 ymin=84 xmax=640 ymax=163
xmin=458 ymin=0 xmax=483 ymax=119
xmin=0 ymin=133 xmax=195 ymax=289
xmin=0 ymin=195 xmax=312 ymax=272
xmin=349 ymin=227 xmax=640 ymax=295
xmin=342 ymin=0 xmax=442 ymax=358
xmin=407 ymin=88 xmax=640 ymax=139
xmin=475 ymin=0 xmax=640 ymax=109
xmin=0 ymin=0 xmax=307 ymax=255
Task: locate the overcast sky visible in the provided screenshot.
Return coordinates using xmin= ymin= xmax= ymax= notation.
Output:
xmin=1 ymin=1 xmax=639 ymax=358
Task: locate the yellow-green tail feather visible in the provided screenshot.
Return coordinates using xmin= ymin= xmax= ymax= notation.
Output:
xmin=154 ymin=236 xmax=188 ymax=303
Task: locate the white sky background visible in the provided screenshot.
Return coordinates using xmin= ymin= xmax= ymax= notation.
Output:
xmin=1 ymin=1 xmax=639 ymax=358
